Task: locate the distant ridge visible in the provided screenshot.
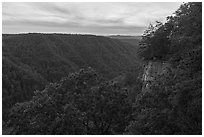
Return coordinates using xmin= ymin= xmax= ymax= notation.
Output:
xmin=107 ymin=35 xmax=142 ymax=40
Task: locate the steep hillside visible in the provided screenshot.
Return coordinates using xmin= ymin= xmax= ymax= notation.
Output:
xmin=141 ymin=61 xmax=170 ymax=91
xmin=2 ymin=33 xmax=140 ymax=120
xmin=127 ymin=2 xmax=202 ymax=134
xmin=3 ymin=34 xmax=140 ymax=79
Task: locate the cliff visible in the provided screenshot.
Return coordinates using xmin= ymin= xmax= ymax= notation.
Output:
xmin=142 ymin=61 xmax=169 ymax=92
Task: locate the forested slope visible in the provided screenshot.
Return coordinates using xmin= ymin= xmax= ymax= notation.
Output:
xmin=108 ymin=35 xmax=141 ymax=48
xmin=3 ymin=2 xmax=202 ymax=135
xmin=2 ymin=34 xmax=140 ymax=120
xmin=128 ymin=2 xmax=202 ymax=134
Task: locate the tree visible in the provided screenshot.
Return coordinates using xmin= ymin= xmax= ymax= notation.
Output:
xmin=127 ymin=2 xmax=202 ymax=135
xmin=6 ymin=68 xmax=133 ymax=135
xmin=138 ymin=21 xmax=170 ymax=60
xmin=168 ymin=2 xmax=202 ymax=54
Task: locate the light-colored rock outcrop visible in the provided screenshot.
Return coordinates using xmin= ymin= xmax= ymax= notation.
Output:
xmin=142 ymin=61 xmax=169 ymax=92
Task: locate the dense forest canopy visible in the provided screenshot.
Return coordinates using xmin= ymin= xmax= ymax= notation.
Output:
xmin=138 ymin=2 xmax=202 ymax=61
xmin=2 ymin=34 xmax=140 ymax=121
xmin=132 ymin=2 xmax=202 ymax=134
xmin=3 ymin=2 xmax=202 ymax=135
xmin=7 ymin=68 xmax=140 ymax=134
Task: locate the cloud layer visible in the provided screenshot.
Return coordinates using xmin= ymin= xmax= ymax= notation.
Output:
xmin=3 ymin=2 xmax=181 ymax=35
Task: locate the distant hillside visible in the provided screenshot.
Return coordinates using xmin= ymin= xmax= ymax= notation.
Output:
xmin=107 ymin=35 xmax=141 ymax=48
xmin=2 ymin=33 xmax=140 ymax=120
xmin=108 ymin=35 xmax=142 ymax=40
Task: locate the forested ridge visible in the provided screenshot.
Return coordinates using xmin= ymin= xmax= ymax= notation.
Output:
xmin=3 ymin=2 xmax=202 ymax=135
xmin=133 ymin=2 xmax=202 ymax=134
xmin=3 ymin=34 xmax=140 ymax=121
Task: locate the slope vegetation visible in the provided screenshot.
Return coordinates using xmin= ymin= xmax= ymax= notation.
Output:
xmin=2 ymin=33 xmax=140 ymax=120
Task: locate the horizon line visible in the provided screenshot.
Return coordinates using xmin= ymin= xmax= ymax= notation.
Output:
xmin=2 ymin=32 xmax=142 ymax=37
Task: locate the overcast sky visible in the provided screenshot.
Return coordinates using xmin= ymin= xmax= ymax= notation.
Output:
xmin=3 ymin=2 xmax=181 ymax=35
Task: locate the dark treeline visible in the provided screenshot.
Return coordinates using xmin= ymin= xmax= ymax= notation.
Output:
xmin=3 ymin=2 xmax=202 ymax=135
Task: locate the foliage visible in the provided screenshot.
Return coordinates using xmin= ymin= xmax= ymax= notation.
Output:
xmin=138 ymin=22 xmax=170 ymax=60
xmin=7 ymin=68 xmax=133 ymax=135
xmin=3 ymin=2 xmax=202 ymax=135
xmin=127 ymin=2 xmax=202 ymax=135
xmin=2 ymin=57 xmax=47 ymax=120
xmin=126 ymin=62 xmax=201 ymax=134
xmin=139 ymin=2 xmax=201 ymax=61
xmin=168 ymin=2 xmax=202 ymax=54
xmin=2 ymin=34 xmax=140 ymax=121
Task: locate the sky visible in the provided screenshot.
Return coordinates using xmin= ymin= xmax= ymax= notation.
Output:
xmin=2 ymin=2 xmax=182 ymax=35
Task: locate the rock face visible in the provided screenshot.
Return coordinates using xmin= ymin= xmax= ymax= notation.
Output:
xmin=142 ymin=61 xmax=169 ymax=92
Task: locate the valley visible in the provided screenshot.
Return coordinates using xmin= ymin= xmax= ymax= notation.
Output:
xmin=2 ymin=2 xmax=202 ymax=135
xmin=2 ymin=33 xmax=142 ymax=121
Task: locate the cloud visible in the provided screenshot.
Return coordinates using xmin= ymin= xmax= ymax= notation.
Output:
xmin=2 ymin=2 xmax=181 ymax=35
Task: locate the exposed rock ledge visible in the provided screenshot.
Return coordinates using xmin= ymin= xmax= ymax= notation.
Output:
xmin=142 ymin=61 xmax=169 ymax=92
